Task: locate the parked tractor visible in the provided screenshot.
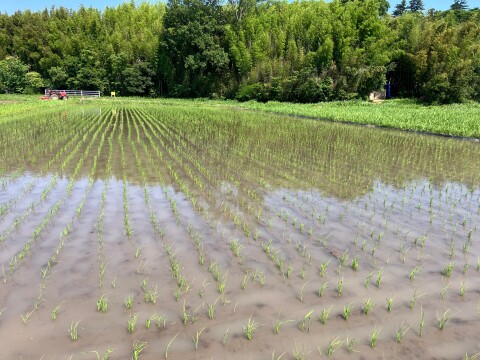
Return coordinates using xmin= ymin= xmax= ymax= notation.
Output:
xmin=41 ymin=89 xmax=68 ymax=100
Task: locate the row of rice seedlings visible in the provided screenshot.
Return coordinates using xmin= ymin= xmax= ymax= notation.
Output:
xmin=5 ymin=110 xmax=112 ymax=276
xmin=118 ymin=115 xmax=134 ymax=240
xmin=0 ymin=111 xmax=97 ymax=223
xmin=128 ymin=113 xmax=193 ymax=304
xmin=21 ymin=111 xmax=113 ymax=322
xmin=163 ymin=108 xmax=465 ymax=353
xmin=155 ymin=106 xmax=480 ymax=312
xmin=0 ymin=167 xmax=25 ymax=191
xmin=0 ymin=109 xmax=105 ymax=242
xmin=132 ymin=110 xmax=257 ymax=333
xmin=154 ymin=114 xmax=344 ymax=278
xmin=133 ymin=114 xmax=181 ymax=221
xmin=110 ymin=109 xmax=480 ymax=353
xmin=146 ymin=110 xmax=373 ymax=299
xmin=132 ymin=109 xmax=473 ymax=355
xmin=0 ymin=178 xmax=34 ymax=220
xmin=124 ymin=113 xmax=166 ymax=310
xmin=0 ymin=112 xmax=99 ymax=226
xmin=97 ymin=115 xmax=118 ymax=288
xmin=136 ymin=110 xmax=266 ymax=304
xmin=141 ymin=113 xmax=278 ymax=294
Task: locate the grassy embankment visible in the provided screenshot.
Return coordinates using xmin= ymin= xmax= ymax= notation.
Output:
xmin=211 ymin=99 xmax=480 ymax=139
xmin=1 ymin=95 xmax=479 ymax=138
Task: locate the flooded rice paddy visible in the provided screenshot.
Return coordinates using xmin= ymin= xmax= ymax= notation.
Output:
xmin=0 ymin=104 xmax=479 ymax=359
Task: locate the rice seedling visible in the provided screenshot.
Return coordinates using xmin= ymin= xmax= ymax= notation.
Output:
xmin=286 ymin=265 xmax=293 ymax=279
xmin=362 ymin=298 xmax=374 ymax=315
xmin=241 ymin=271 xmax=251 ymax=290
xmin=343 ymin=303 xmax=354 ymax=320
xmin=252 ymin=268 xmax=265 ymax=286
xmin=51 ymin=304 xmax=62 ymax=320
xmin=97 ymin=294 xmax=109 ymax=312
xmin=292 ymin=344 xmax=305 ymax=360
xmin=376 ymin=268 xmax=384 ymax=288
xmin=128 ymin=313 xmax=138 ymax=333
xmin=370 ymin=327 xmax=382 ymax=348
xmin=99 ymin=262 xmax=107 ymax=287
xmin=193 ymin=327 xmax=206 ymax=350
xmin=319 ymin=259 xmax=331 ymax=277
xmin=318 ymin=305 xmax=333 ymax=325
xmin=92 ymin=348 xmax=114 ymax=360
xmin=298 ymin=310 xmax=314 ymax=332
xmin=392 ymin=320 xmax=410 ymax=343
xmin=273 ymin=317 xmax=294 ymax=334
xmin=132 ymin=341 xmax=147 ymax=360
xmin=442 ymin=262 xmax=454 ymax=277
xmin=409 ymin=290 xmax=426 ymax=310
xmin=364 ymin=271 xmax=374 ymax=288
xmin=217 ymin=272 xmax=228 ymax=294
xmin=409 ymin=264 xmax=422 ymax=281
xmin=437 ymin=309 xmax=453 ymax=330
xmin=460 ymin=280 xmax=467 ymax=297
xmin=125 ymin=294 xmax=134 ymax=310
xmin=326 ymin=337 xmax=343 ymax=356
xmin=155 ymin=314 xmax=167 ymax=329
xmin=229 ymin=239 xmax=243 ymax=258
xmin=69 ymin=321 xmax=81 ymax=341
xmin=337 ymin=277 xmax=344 ymax=296
xmin=351 ymin=257 xmax=359 ymax=271
xmin=145 ymin=286 xmax=158 ymax=304
xmin=300 ymin=267 xmax=307 ymax=280
xmin=318 ymin=281 xmax=328 ymax=297
xmin=419 ymin=306 xmax=425 ymax=336
xmin=386 ymin=296 xmax=394 ymax=311
xmin=223 ymin=328 xmax=230 ymax=345
xmin=207 ymin=296 xmax=221 ymax=320
xmin=346 ymin=337 xmax=358 ymax=353
xmin=339 ymin=251 xmax=349 ymax=267
xmin=182 ymin=300 xmax=189 ymax=325
xmin=244 ymin=316 xmax=260 ymax=340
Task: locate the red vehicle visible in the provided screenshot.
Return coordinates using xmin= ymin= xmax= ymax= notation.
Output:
xmin=41 ymin=90 xmax=69 ymax=100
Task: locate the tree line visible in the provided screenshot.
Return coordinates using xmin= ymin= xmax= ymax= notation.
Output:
xmin=0 ymin=0 xmax=479 ymax=103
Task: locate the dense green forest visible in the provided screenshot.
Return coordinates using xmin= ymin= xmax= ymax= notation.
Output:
xmin=0 ymin=0 xmax=479 ymax=103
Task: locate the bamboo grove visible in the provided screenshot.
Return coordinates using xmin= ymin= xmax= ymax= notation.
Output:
xmin=0 ymin=0 xmax=479 ymax=103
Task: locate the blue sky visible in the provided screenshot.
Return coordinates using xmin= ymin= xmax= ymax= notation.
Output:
xmin=0 ymin=0 xmax=478 ymax=15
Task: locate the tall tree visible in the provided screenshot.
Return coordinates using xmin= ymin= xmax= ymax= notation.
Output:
xmin=0 ymin=56 xmax=29 ymax=93
xmin=450 ymin=0 xmax=468 ymax=10
xmin=340 ymin=0 xmax=390 ymax=16
xmin=393 ymin=0 xmax=407 ymax=16
xmin=409 ymin=0 xmax=424 ymax=12
xmin=160 ymin=0 xmax=230 ymax=97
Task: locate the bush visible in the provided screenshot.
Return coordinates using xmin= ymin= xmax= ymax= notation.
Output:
xmin=236 ymin=83 xmax=269 ymax=102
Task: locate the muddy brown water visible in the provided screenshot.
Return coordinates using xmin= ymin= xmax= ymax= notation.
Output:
xmin=0 ymin=105 xmax=479 ymax=359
